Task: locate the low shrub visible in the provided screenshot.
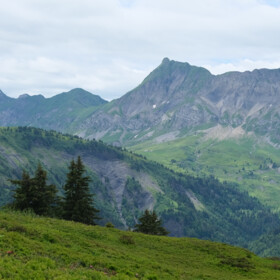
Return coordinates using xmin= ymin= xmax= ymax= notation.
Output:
xmin=119 ymin=234 xmax=135 ymax=245
xmin=220 ymin=256 xmax=255 ymax=271
xmin=105 ymin=222 xmax=114 ymax=228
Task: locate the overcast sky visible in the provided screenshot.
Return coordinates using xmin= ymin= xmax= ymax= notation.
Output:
xmin=1 ymin=0 xmax=280 ymax=99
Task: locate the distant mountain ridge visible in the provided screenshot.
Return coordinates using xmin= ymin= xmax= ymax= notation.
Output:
xmin=0 ymin=88 xmax=107 ymax=132
xmin=1 ymin=59 xmax=280 ymax=145
xmin=74 ymin=58 xmax=280 ymax=145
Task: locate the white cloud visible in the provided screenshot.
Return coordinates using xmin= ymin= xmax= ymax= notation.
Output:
xmin=0 ymin=0 xmax=280 ymax=98
xmin=204 ymin=59 xmax=280 ymax=75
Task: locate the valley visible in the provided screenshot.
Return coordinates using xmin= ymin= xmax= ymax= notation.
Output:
xmin=131 ymin=134 xmax=280 ymax=212
xmin=0 ymin=127 xmax=279 ymax=255
xmin=3 ymin=1 xmax=280 ymax=278
xmin=1 ymin=58 xmax=280 ymax=259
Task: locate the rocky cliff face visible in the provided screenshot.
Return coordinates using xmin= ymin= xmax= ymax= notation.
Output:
xmin=75 ymin=58 xmax=280 ymax=145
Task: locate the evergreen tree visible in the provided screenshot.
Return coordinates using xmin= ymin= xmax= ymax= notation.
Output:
xmin=134 ymin=209 xmax=169 ymax=236
xmin=31 ymin=163 xmax=57 ymax=216
xmin=10 ymin=170 xmax=33 ymax=211
xmin=10 ymin=163 xmax=57 ymax=216
xmin=63 ymin=156 xmax=100 ymax=225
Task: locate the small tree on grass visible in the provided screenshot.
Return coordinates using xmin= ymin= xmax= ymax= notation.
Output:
xmin=63 ymin=156 xmax=100 ymax=225
xmin=134 ymin=209 xmax=168 ymax=236
xmin=10 ymin=163 xmax=57 ymax=216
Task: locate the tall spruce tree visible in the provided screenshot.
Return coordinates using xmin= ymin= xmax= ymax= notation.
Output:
xmin=10 ymin=170 xmax=33 ymax=211
xmin=32 ymin=163 xmax=57 ymax=215
xmin=134 ymin=209 xmax=168 ymax=236
xmin=63 ymin=156 xmax=100 ymax=225
xmin=10 ymin=163 xmax=57 ymax=216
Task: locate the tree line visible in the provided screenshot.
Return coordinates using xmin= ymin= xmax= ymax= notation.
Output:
xmin=10 ymin=156 xmax=100 ymax=225
xmin=9 ymin=156 xmax=168 ymax=235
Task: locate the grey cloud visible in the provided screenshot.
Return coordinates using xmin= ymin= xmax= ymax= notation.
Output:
xmin=0 ymin=0 xmax=280 ymax=98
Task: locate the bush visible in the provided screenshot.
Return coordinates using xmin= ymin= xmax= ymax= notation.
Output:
xmin=272 ymin=263 xmax=280 ymax=270
xmin=220 ymin=256 xmax=255 ymax=271
xmin=9 ymin=225 xmax=27 ymax=233
xmin=105 ymin=222 xmax=114 ymax=228
xmin=119 ymin=235 xmax=135 ymax=245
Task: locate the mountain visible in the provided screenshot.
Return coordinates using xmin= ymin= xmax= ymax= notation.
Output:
xmin=1 ymin=60 xmax=280 ymax=214
xmin=69 ymin=58 xmax=280 ymax=145
xmin=0 ymin=127 xmax=279 ymax=250
xmin=72 ymin=58 xmax=214 ymax=142
xmin=62 ymin=59 xmax=280 ymax=215
xmin=1 ymin=59 xmax=280 ymax=145
xmin=2 ymin=211 xmax=280 ymax=279
xmin=0 ymin=88 xmax=107 ymax=132
xmin=2 ymin=59 xmax=280 ymax=145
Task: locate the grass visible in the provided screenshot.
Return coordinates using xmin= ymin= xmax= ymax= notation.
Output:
xmin=1 ymin=210 xmax=280 ymax=279
xmin=131 ymin=135 xmax=280 ymax=212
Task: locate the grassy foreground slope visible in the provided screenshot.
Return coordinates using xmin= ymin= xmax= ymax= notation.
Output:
xmin=1 ymin=211 xmax=280 ymax=280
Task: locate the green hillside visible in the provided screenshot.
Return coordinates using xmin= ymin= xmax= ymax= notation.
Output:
xmin=0 ymin=126 xmax=279 ymax=251
xmin=131 ymin=134 xmax=280 ymax=212
xmin=0 ymin=88 xmax=107 ymax=133
xmin=1 ymin=210 xmax=280 ymax=280
xmin=249 ymin=230 xmax=280 ymax=257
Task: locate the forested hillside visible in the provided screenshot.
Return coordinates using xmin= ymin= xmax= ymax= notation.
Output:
xmin=0 ymin=127 xmax=279 ymax=250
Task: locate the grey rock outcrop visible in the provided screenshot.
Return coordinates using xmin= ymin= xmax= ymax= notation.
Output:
xmin=76 ymin=59 xmax=280 ymax=145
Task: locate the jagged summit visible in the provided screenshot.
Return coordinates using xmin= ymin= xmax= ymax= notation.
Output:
xmin=70 ymin=59 xmax=280 ymax=144
xmin=161 ymin=57 xmax=170 ymax=63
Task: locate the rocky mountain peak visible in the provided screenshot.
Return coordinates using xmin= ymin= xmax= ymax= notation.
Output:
xmin=161 ymin=57 xmax=170 ymax=64
xmin=75 ymin=59 xmax=280 ymax=145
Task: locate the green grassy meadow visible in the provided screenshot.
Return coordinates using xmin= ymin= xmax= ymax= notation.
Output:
xmin=1 ymin=210 xmax=280 ymax=279
xmin=131 ymin=135 xmax=280 ymax=212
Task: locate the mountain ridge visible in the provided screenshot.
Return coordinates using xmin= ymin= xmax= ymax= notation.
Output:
xmin=70 ymin=58 xmax=280 ymax=145
xmin=0 ymin=88 xmax=108 ymax=132
xmin=1 ymin=59 xmax=280 ymax=145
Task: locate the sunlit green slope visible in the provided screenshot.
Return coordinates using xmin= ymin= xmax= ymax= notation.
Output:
xmin=1 ymin=210 xmax=280 ymax=280
xmin=131 ymin=134 xmax=280 ymax=212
